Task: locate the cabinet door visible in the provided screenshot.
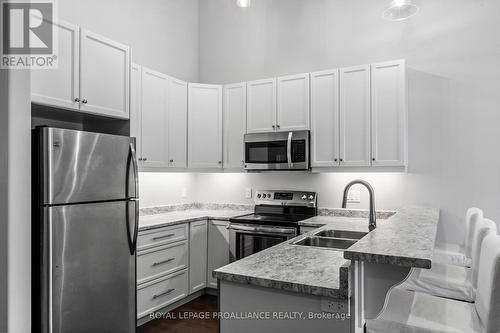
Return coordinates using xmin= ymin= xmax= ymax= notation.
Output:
xmin=31 ymin=20 xmax=79 ymax=110
xmin=167 ymin=77 xmax=188 ymax=168
xmin=339 ymin=65 xmax=371 ymax=167
xmin=371 ymin=60 xmax=407 ymax=167
xmin=223 ymin=82 xmax=247 ymax=169
xmin=310 ymin=69 xmax=340 ymax=167
xmin=189 ymin=220 xmax=208 ymax=294
xmin=80 ymin=29 xmax=130 ymax=119
xmin=246 ymin=78 xmax=276 ymax=133
xmin=130 ymin=64 xmax=142 ymax=161
xmin=207 ymin=220 xmax=230 ymax=289
xmin=188 ymin=83 xmax=223 ymax=169
xmin=140 ymin=67 xmax=169 ymax=168
xmin=276 ymin=73 xmax=310 ymax=131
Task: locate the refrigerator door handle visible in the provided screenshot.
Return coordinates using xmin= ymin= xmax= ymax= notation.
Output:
xmin=129 ymin=142 xmax=139 ymax=199
xmin=126 ymin=142 xmax=139 ymax=255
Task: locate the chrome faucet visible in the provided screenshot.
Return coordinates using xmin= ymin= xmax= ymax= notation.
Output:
xmin=342 ymin=180 xmax=376 ymax=231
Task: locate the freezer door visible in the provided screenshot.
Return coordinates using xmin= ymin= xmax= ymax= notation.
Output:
xmin=37 ymin=127 xmax=138 ymax=205
xmin=41 ymin=201 xmax=137 ymax=333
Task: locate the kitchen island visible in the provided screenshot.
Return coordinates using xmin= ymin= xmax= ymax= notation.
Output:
xmin=214 ymin=206 xmax=440 ymax=333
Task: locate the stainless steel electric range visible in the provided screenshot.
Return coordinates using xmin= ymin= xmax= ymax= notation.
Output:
xmin=228 ymin=190 xmax=317 ymax=261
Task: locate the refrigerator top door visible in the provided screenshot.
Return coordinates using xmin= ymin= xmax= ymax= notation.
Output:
xmin=37 ymin=127 xmax=138 ymax=205
xmin=42 ymin=201 xmax=136 ymax=333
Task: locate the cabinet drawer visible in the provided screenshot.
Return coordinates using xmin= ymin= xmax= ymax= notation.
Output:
xmin=138 ymin=241 xmax=188 ymax=285
xmin=137 ymin=270 xmax=188 ymax=319
xmin=137 ymin=224 xmax=188 ymax=251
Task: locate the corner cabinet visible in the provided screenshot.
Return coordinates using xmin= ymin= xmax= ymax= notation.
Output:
xmin=188 ymin=83 xmax=223 ymax=169
xmin=189 ymin=220 xmax=208 ymax=294
xmin=223 ymin=82 xmax=247 ymax=169
xmin=31 ymin=21 xmax=131 ymax=119
xmin=339 ymin=64 xmax=372 ymax=167
xmin=371 ymin=60 xmax=407 ymax=167
xmin=276 ymin=73 xmax=310 ymax=131
xmin=207 ymin=220 xmax=230 ymax=289
xmin=310 ymin=69 xmax=340 ymax=167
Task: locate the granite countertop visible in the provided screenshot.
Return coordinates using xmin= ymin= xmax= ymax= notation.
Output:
xmin=139 ymin=209 xmax=253 ymax=231
xmin=214 ymin=205 xmax=440 ymax=298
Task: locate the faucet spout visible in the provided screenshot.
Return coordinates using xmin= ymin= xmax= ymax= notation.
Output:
xmin=342 ymin=180 xmax=376 ymax=231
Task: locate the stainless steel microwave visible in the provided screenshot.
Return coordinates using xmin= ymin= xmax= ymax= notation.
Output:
xmin=244 ymin=130 xmax=310 ymax=170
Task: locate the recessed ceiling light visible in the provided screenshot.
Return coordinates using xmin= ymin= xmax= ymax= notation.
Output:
xmin=382 ymin=0 xmax=419 ymax=21
xmin=236 ymin=0 xmax=251 ymax=8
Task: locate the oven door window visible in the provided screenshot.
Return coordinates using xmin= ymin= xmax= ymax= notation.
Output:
xmin=236 ymin=233 xmax=287 ymax=260
xmin=245 ymin=141 xmax=287 ymax=164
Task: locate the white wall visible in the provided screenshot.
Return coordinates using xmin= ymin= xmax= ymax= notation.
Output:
xmin=139 ymin=172 xmax=198 ymax=208
xmin=59 ymin=0 xmax=200 ymax=81
xmin=196 ymin=0 xmax=500 ymax=243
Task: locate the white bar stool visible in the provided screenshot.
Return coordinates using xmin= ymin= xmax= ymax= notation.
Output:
xmin=366 ymin=233 xmax=500 ymax=333
xmin=399 ymin=218 xmax=497 ymax=302
xmin=433 ymin=207 xmax=483 ymax=267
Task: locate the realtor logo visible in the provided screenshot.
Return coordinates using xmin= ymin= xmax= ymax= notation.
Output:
xmin=1 ymin=0 xmax=57 ymax=69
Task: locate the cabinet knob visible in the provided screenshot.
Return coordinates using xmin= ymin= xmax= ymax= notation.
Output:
xmin=276 ymin=125 xmax=280 ymax=129
xmin=372 ymin=158 xmax=376 ymax=161
xmin=218 ymin=161 xmax=222 ymax=164
xmin=272 ymin=125 xmax=276 ymax=129
xmin=143 ymin=158 xmax=147 ymax=162
xmin=339 ymin=158 xmax=343 ymax=162
xmin=82 ymin=99 xmax=88 ymax=104
xmin=74 ymin=97 xmax=80 ymax=102
xmin=334 ymin=158 xmax=338 ymax=162
xmin=138 ymin=158 xmax=142 ymax=161
xmin=170 ymin=159 xmax=174 ymax=163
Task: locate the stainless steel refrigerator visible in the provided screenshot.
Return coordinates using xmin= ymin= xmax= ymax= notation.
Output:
xmin=32 ymin=127 xmax=139 ymax=333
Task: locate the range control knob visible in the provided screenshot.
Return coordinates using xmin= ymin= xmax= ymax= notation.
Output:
xmin=257 ymin=194 xmax=261 ymax=198
xmin=301 ymin=195 xmax=307 ymax=200
xmin=308 ymin=195 xmax=315 ymax=200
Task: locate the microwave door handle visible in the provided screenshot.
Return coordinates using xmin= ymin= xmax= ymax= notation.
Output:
xmin=287 ymin=132 xmax=293 ymax=168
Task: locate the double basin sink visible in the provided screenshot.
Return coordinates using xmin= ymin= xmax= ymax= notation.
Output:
xmin=293 ymin=229 xmax=368 ymax=251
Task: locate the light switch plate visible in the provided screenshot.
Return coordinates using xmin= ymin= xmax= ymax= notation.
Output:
xmin=245 ymin=188 xmax=252 ymax=199
xmin=347 ymin=190 xmax=360 ymax=203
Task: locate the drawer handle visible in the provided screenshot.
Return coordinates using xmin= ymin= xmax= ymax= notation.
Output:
xmin=152 ymin=233 xmax=176 ymax=241
xmin=152 ymin=258 xmax=175 ymax=267
xmin=152 ymin=288 xmax=175 ymax=299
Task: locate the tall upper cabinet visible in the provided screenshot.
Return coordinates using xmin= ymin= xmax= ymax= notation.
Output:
xmin=310 ymin=69 xmax=340 ymax=167
xmin=132 ymin=66 xmax=188 ymax=169
xmin=247 ymin=73 xmax=310 ymax=134
xmin=371 ymin=60 xmax=407 ymax=166
xmin=246 ymin=78 xmax=276 ymax=133
xmin=339 ymin=64 xmax=372 ymax=167
xmin=276 ymin=73 xmax=310 ymax=132
xmin=31 ymin=21 xmax=130 ymax=119
xmin=188 ymin=83 xmax=223 ymax=169
xmin=223 ymin=82 xmax=247 ymax=169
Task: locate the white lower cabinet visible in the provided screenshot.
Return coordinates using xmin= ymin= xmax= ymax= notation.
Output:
xmin=137 ymin=270 xmax=188 ymax=319
xmin=137 ymin=241 xmax=188 ymax=285
xmin=189 ymin=220 xmax=208 ymax=293
xmin=207 ymin=220 xmax=230 ymax=289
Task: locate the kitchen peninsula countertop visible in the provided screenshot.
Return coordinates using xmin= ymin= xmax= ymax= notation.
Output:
xmin=214 ymin=205 xmax=440 ymax=298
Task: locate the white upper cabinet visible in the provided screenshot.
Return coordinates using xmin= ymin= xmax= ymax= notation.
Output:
xmin=79 ymin=29 xmax=130 ymax=119
xmin=276 ymin=73 xmax=310 ymax=132
xmin=339 ymin=65 xmax=371 ymax=167
xmin=140 ymin=67 xmax=169 ymax=168
xmin=371 ymin=60 xmax=407 ymax=167
xmin=223 ymin=82 xmax=247 ymax=169
xmin=167 ymin=77 xmax=188 ymax=168
xmin=130 ymin=63 xmax=142 ymax=160
xmin=310 ymin=69 xmax=340 ymax=167
xmin=31 ymin=20 xmax=80 ymax=110
xmin=246 ymin=78 xmax=277 ymax=133
xmin=188 ymin=83 xmax=223 ymax=169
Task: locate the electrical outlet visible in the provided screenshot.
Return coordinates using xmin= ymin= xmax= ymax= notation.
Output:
xmin=321 ymin=297 xmax=348 ymax=313
xmin=245 ymin=187 xmax=252 ymax=199
xmin=181 ymin=188 xmax=187 ymax=198
xmin=347 ymin=190 xmax=361 ymax=203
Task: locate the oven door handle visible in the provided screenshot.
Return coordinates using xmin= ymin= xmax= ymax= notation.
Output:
xmin=287 ymin=131 xmax=293 ymax=168
xmin=228 ymin=224 xmax=296 ymax=235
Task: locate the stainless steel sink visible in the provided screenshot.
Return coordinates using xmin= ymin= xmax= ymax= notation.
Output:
xmin=314 ymin=229 xmax=368 ymax=240
xmin=293 ymin=236 xmax=357 ymax=250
